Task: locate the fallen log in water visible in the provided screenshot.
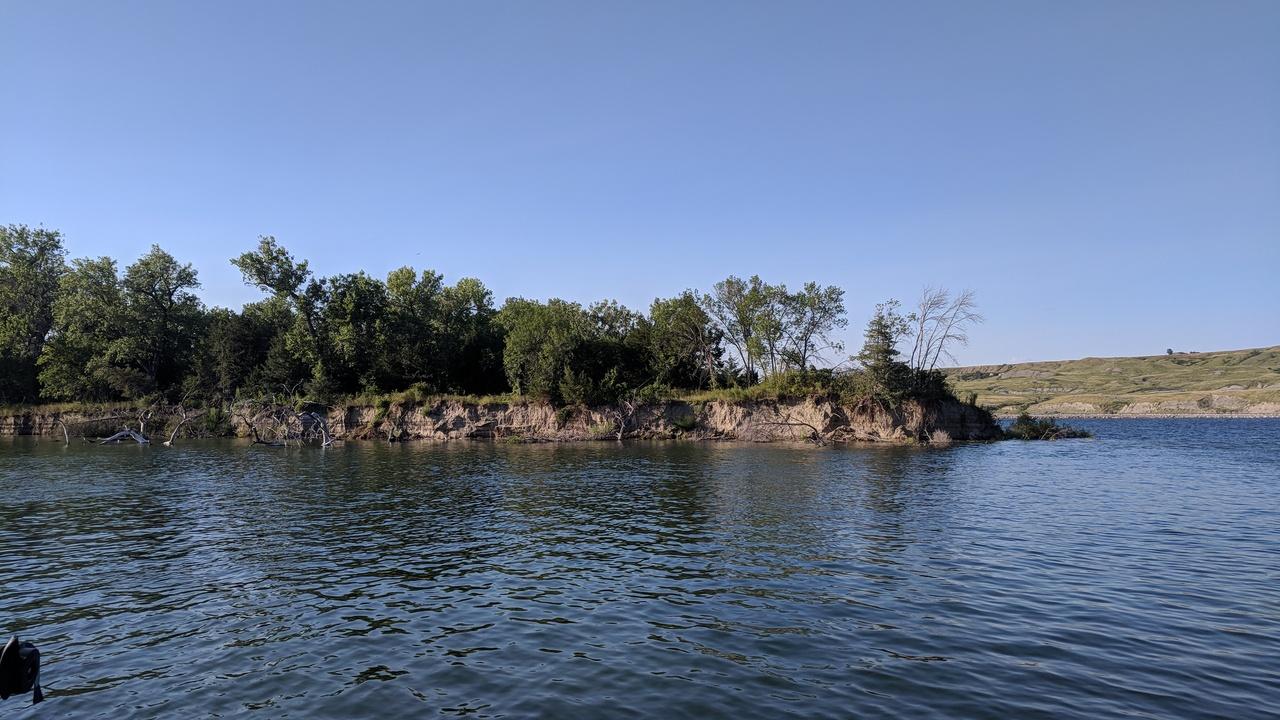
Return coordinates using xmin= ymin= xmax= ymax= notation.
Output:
xmin=100 ymin=428 xmax=150 ymax=445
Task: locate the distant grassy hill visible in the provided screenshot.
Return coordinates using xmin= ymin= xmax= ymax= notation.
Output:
xmin=946 ymin=346 xmax=1280 ymax=416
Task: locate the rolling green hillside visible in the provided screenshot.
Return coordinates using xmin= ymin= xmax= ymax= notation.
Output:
xmin=946 ymin=346 xmax=1280 ymax=416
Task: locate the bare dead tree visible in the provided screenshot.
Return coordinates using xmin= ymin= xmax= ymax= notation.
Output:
xmin=908 ymin=287 xmax=950 ymax=371
xmin=231 ymin=397 xmax=335 ymax=447
xmin=230 ymin=403 xmax=266 ymax=444
xmin=96 ymin=403 xmax=160 ymax=445
xmin=381 ymin=403 xmax=412 ymax=442
xmin=606 ymin=399 xmax=639 ymax=441
xmin=231 ymin=399 xmax=292 ymax=446
xmin=297 ymin=410 xmax=334 ymax=446
xmin=907 ymin=288 xmax=983 ymax=371
xmin=758 ymin=417 xmax=828 ymax=445
xmin=133 ymin=402 xmax=160 ymax=440
xmin=926 ymin=289 xmax=982 ymax=370
xmin=163 ymin=405 xmax=206 ymax=446
xmin=52 ymin=410 xmax=131 ymax=444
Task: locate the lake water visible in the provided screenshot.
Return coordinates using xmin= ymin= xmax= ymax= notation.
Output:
xmin=2 ymin=419 xmax=1277 ymax=718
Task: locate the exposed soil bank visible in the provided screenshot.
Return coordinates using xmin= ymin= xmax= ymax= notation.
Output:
xmin=1 ymin=398 xmax=1000 ymax=444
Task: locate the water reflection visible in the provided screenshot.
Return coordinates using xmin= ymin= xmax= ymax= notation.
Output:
xmin=2 ymin=425 xmax=1278 ymax=719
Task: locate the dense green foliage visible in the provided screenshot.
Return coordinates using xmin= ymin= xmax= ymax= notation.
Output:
xmin=0 ymin=225 xmax=65 ymax=402
xmin=37 ymin=247 xmax=204 ymax=401
xmin=1 ymin=225 xmax=973 ymax=408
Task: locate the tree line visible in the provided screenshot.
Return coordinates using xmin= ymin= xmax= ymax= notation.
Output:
xmin=0 ymin=224 xmax=980 ymax=407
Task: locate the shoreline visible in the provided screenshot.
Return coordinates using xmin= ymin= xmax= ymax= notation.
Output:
xmin=994 ymin=413 xmax=1280 ymax=419
xmin=0 ymin=397 xmax=1002 ymax=445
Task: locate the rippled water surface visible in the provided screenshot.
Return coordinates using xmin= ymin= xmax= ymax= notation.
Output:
xmin=2 ymin=419 xmax=1278 ymax=718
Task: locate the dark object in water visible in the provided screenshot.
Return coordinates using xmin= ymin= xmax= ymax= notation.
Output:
xmin=0 ymin=636 xmax=43 ymax=704
xmin=1003 ymin=412 xmax=1091 ymax=440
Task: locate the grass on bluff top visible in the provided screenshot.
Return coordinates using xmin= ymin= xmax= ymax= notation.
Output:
xmin=946 ymin=346 xmax=1280 ymax=415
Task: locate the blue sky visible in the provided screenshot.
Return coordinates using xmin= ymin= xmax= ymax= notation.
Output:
xmin=3 ymin=1 xmax=1277 ymax=365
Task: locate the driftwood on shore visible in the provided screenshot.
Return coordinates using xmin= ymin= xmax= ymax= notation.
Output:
xmin=50 ymin=410 xmax=137 ymax=445
xmin=47 ymin=402 xmax=211 ymax=447
xmin=163 ymin=405 xmax=205 ymax=446
xmin=231 ymin=400 xmax=335 ymax=447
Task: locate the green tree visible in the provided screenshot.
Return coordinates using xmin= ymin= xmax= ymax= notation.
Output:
xmin=856 ymin=299 xmax=912 ymax=401
xmin=578 ymin=300 xmax=652 ymax=402
xmin=495 ymin=298 xmax=652 ymax=404
xmin=376 ymin=266 xmax=445 ymax=391
xmin=702 ymin=275 xmax=769 ymax=385
xmin=437 ymin=277 xmax=505 ymax=395
xmin=37 ymin=257 xmax=125 ymax=401
xmin=700 ymin=276 xmax=845 ymax=382
xmin=118 ymin=245 xmax=205 ymax=395
xmin=322 ymin=272 xmax=388 ymax=393
xmin=0 ymin=225 xmax=67 ymax=402
xmin=39 ymin=247 xmax=204 ymax=401
xmin=750 ymin=281 xmax=791 ymax=377
xmin=187 ymin=298 xmax=305 ymax=401
xmin=231 ymin=236 xmax=330 ymax=392
xmin=783 ymin=282 xmax=847 ymax=371
xmin=649 ymin=291 xmax=722 ymax=389
xmin=497 ymin=298 xmax=589 ymax=401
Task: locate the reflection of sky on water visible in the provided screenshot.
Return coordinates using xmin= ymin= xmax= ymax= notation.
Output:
xmin=2 ymin=423 xmax=1277 ymax=719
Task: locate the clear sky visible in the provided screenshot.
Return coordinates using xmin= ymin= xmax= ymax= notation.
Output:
xmin=3 ymin=1 xmax=1277 ymax=365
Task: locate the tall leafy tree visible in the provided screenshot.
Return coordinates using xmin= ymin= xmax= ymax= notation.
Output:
xmin=0 ymin=225 xmax=67 ymax=402
xmin=118 ymin=245 xmax=205 ymax=394
xmin=187 ymin=298 xmax=305 ymax=400
xmin=577 ymin=300 xmax=652 ymax=402
xmin=232 ymin=236 xmax=329 ymax=389
xmin=377 ymin=266 xmax=445 ymax=391
xmin=750 ymin=282 xmax=790 ymax=377
xmin=438 ymin=277 xmax=505 ymax=395
xmin=39 ymin=247 xmax=204 ymax=401
xmin=496 ymin=298 xmax=652 ymax=404
xmin=322 ymin=272 xmax=388 ymax=393
xmin=783 ymin=282 xmax=847 ymax=371
xmin=497 ymin=298 xmax=589 ymax=401
xmin=702 ymin=275 xmax=768 ymax=384
xmin=649 ymin=291 xmax=722 ymax=389
xmin=37 ymin=257 xmax=125 ymax=401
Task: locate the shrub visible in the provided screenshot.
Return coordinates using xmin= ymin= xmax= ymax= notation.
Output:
xmin=671 ymin=414 xmax=698 ymax=432
xmin=202 ymin=407 xmax=233 ymax=436
xmin=633 ymin=383 xmax=675 ymax=405
xmin=1004 ymin=413 xmax=1091 ymax=440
